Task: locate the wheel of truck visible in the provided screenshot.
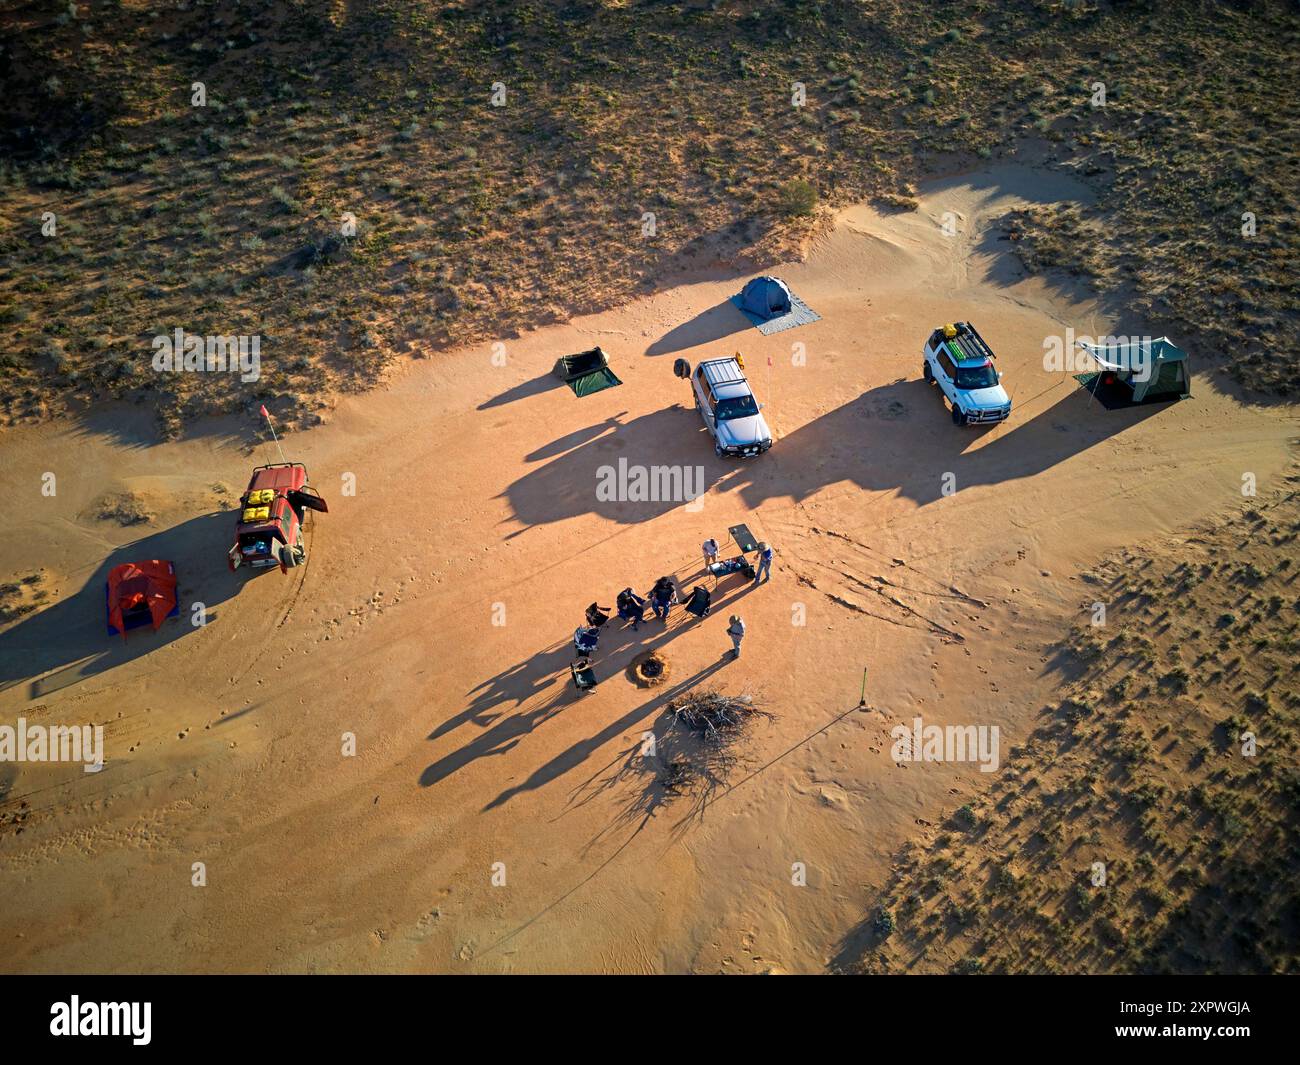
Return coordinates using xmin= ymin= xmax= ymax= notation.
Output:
xmin=923 ymin=362 xmax=933 ymax=383
xmin=715 ymin=442 xmax=726 ymax=458
xmin=951 ymin=404 xmax=966 ymax=426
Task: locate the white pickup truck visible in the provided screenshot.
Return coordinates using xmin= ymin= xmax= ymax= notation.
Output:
xmin=922 ymin=322 xmax=1011 ymax=426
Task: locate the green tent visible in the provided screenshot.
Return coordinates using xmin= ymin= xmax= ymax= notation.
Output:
xmin=553 ymin=346 xmax=622 ymax=397
xmin=1075 ymin=336 xmax=1190 ymax=404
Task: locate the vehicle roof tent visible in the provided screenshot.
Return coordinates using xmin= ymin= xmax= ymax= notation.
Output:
xmin=1076 ymin=336 xmax=1191 ymax=403
xmin=739 ymin=276 xmax=792 ymax=318
xmin=553 ymin=346 xmax=622 ymax=397
xmin=106 ymin=560 xmax=179 ymax=638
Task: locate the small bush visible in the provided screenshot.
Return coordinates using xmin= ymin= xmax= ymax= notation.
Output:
xmin=776 ymin=178 xmax=817 ymax=217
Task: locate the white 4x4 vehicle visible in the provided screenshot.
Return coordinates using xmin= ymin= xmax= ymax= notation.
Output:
xmin=922 ymin=322 xmax=1011 ymax=426
xmin=688 ymin=356 xmax=773 ymax=457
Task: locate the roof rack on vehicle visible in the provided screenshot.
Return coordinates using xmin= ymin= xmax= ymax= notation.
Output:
xmin=701 ymin=358 xmax=749 ymax=388
xmin=947 ymin=323 xmax=995 ymax=363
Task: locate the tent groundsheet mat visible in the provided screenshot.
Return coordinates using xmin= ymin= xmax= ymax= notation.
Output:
xmin=729 ymin=291 xmax=821 ymax=335
xmin=1074 ymin=372 xmax=1185 ymax=411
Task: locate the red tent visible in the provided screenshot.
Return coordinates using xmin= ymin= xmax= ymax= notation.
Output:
xmin=106 ymin=560 xmax=178 ymax=638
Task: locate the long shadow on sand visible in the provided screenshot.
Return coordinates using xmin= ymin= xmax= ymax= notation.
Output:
xmin=419 ymin=576 xmax=760 ymax=799
xmin=477 ymin=372 xmax=564 ymax=411
xmin=715 ymin=376 xmax=1169 ymax=510
xmin=501 ymin=377 xmax=1170 ymax=532
xmin=645 ymin=298 xmax=752 ymax=357
xmin=501 ymin=405 xmax=725 ymax=534
xmin=0 ymin=511 xmax=246 ymax=699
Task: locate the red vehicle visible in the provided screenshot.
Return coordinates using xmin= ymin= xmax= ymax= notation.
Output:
xmin=227 ymin=462 xmax=328 ymax=574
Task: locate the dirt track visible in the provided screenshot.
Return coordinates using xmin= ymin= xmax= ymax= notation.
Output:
xmin=1 ymin=164 xmax=1295 ymax=973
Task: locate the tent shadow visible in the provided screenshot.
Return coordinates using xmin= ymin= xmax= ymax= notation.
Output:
xmin=0 ymin=511 xmax=246 ymax=699
xmin=644 ymin=299 xmax=752 ymax=356
xmin=477 ymin=372 xmax=564 ymax=411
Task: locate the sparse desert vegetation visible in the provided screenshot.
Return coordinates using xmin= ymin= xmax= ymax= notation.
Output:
xmin=1 ymin=0 xmax=1297 ymax=435
xmin=840 ymin=474 xmax=1300 ymax=975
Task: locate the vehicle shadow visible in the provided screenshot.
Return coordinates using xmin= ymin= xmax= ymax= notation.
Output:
xmin=501 ymin=377 xmax=1168 ymax=531
xmin=501 ymin=406 xmax=726 ymax=532
xmin=717 ymin=376 xmax=1170 ymax=509
xmin=645 ymin=299 xmax=751 ymax=356
xmin=0 ymin=511 xmax=245 ymax=699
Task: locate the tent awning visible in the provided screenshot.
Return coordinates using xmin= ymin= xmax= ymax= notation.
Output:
xmin=1075 ymin=336 xmax=1186 ymax=376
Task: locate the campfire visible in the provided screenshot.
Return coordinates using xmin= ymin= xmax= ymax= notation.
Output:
xmin=629 ymin=650 xmax=671 ymax=687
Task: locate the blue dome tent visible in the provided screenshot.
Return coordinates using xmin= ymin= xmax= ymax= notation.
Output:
xmin=739 ymin=276 xmax=792 ymax=319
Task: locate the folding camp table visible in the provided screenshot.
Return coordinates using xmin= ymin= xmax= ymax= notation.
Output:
xmin=707 ymin=557 xmax=755 ymax=585
xmin=727 ymin=523 xmax=759 ymax=553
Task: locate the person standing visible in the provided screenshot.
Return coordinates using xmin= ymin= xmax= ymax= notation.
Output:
xmin=754 ymin=541 xmax=774 ymax=583
xmin=702 ymin=537 xmax=720 ymax=568
xmin=726 ymin=614 xmax=745 ymax=659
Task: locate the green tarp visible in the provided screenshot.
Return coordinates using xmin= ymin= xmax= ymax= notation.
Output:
xmin=568 ymin=367 xmax=622 ymax=396
xmin=554 ymin=346 xmax=623 ymax=397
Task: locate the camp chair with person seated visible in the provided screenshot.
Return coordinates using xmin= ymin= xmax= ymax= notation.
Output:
xmin=571 ymin=657 xmax=598 ymax=693
xmin=573 ymin=626 xmax=601 ymax=656
xmin=683 ymin=585 xmax=712 ymax=620
xmin=616 ymin=588 xmax=646 ymax=628
xmin=647 ymin=577 xmax=678 ymax=621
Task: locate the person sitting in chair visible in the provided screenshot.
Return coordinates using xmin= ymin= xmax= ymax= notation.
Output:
xmin=616 ymin=588 xmax=646 ymax=630
xmin=647 ymin=576 xmax=678 ymax=621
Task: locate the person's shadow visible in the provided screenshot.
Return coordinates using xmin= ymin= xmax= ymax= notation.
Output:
xmin=0 ymin=511 xmax=246 ymax=698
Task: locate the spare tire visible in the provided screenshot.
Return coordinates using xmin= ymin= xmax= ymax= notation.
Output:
xmin=673 ymin=358 xmax=691 ymax=379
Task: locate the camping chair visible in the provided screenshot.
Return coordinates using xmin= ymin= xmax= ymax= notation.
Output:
xmin=684 ymin=586 xmax=711 ymax=620
xmin=573 ymin=626 xmax=601 ymax=656
xmin=616 ymin=589 xmax=646 ymax=627
xmin=585 ymin=602 xmax=612 ymax=628
xmin=571 ymin=658 xmax=598 ymax=692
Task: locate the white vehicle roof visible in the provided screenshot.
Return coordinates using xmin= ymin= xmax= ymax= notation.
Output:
xmin=699 ymin=357 xmax=752 ymax=400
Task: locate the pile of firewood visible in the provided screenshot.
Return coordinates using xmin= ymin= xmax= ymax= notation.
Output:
xmin=666 ymin=688 xmax=768 ymax=743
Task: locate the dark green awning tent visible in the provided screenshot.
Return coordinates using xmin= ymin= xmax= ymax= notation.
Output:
xmin=1075 ymin=337 xmax=1190 ymax=404
xmin=553 ymin=346 xmax=622 ymax=397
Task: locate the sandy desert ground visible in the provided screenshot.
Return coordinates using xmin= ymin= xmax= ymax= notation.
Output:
xmin=1 ymin=163 xmax=1295 ymax=973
